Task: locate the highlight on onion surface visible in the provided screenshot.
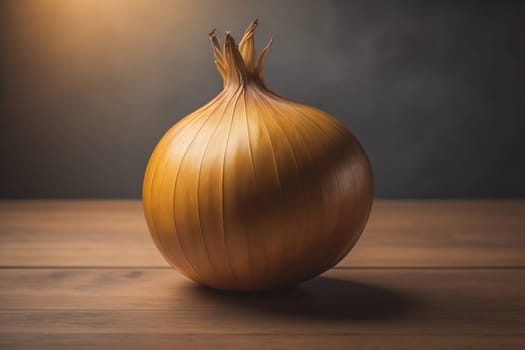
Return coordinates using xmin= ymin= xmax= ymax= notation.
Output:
xmin=143 ymin=20 xmax=374 ymax=291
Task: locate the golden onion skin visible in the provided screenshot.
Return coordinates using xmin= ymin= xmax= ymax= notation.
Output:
xmin=143 ymin=21 xmax=373 ymax=291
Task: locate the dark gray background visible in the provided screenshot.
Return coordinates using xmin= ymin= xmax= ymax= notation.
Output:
xmin=1 ymin=0 xmax=524 ymax=198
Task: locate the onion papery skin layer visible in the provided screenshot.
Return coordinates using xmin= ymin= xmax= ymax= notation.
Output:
xmin=143 ymin=20 xmax=373 ymax=291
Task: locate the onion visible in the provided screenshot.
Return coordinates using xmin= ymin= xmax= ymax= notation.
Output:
xmin=143 ymin=20 xmax=373 ymax=291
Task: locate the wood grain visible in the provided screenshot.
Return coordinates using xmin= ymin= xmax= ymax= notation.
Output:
xmin=0 ymin=268 xmax=523 ymax=335
xmin=1 ymin=334 xmax=523 ymax=350
xmin=0 ymin=200 xmax=524 ymax=349
xmin=1 ymin=200 xmax=523 ymax=267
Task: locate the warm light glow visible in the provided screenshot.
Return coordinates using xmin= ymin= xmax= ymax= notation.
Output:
xmin=5 ymin=0 xmax=197 ymax=82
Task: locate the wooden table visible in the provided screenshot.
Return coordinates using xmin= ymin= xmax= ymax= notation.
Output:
xmin=0 ymin=200 xmax=524 ymax=349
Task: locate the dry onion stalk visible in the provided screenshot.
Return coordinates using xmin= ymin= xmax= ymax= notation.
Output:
xmin=143 ymin=20 xmax=373 ymax=291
